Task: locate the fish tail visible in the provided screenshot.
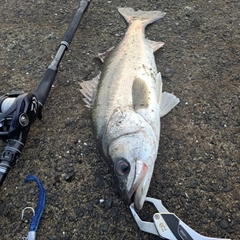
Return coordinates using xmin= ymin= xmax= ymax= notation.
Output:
xmin=118 ymin=8 xmax=166 ymax=27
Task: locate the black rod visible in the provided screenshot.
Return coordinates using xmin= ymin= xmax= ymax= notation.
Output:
xmin=0 ymin=0 xmax=91 ymax=186
xmin=34 ymin=0 xmax=90 ymax=110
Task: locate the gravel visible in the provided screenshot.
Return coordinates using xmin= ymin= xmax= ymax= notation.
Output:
xmin=0 ymin=0 xmax=239 ymax=239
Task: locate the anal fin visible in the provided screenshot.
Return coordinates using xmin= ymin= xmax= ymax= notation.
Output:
xmin=148 ymin=40 xmax=165 ymax=53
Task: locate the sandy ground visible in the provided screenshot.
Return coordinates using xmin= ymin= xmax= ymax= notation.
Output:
xmin=0 ymin=0 xmax=239 ymax=239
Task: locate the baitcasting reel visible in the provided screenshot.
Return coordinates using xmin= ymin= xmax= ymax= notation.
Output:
xmin=0 ymin=90 xmax=39 ymax=184
xmin=0 ymin=0 xmax=91 ymax=186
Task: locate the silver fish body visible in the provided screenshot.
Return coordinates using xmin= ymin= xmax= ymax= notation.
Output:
xmin=80 ymin=8 xmax=179 ymax=210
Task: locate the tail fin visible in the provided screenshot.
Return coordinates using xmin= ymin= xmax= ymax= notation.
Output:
xmin=118 ymin=8 xmax=166 ymax=27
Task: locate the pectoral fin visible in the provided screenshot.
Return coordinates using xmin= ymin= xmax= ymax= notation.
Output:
xmin=79 ymin=73 xmax=101 ymax=108
xmin=160 ymin=92 xmax=180 ymax=117
xmin=156 ymin=72 xmax=163 ymax=104
xmin=132 ymin=77 xmax=150 ymax=111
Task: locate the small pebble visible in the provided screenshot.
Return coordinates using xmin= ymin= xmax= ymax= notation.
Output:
xmin=105 ymin=198 xmax=113 ymax=208
xmin=100 ymin=222 xmax=109 ymax=231
xmin=164 ymin=68 xmax=173 ymax=74
xmin=220 ymin=219 xmax=229 ymax=229
xmin=64 ymin=171 xmax=75 ymax=181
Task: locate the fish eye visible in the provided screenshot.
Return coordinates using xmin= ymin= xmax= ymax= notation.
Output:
xmin=115 ymin=159 xmax=130 ymax=176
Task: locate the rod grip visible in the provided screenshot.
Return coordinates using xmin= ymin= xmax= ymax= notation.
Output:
xmin=61 ymin=0 xmax=90 ymax=44
xmin=34 ymin=68 xmax=57 ymax=107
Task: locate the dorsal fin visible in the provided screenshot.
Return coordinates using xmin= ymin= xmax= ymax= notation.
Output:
xmin=79 ymin=73 xmax=101 ymax=108
xmin=97 ymin=46 xmax=115 ymax=63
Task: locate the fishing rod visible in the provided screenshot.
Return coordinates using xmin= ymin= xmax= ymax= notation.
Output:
xmin=0 ymin=0 xmax=91 ymax=186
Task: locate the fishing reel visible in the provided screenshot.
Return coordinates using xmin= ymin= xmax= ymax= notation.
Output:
xmin=0 ymin=90 xmax=39 ymax=139
xmin=0 ymin=0 xmax=91 ymax=186
xmin=0 ymin=90 xmax=39 ymax=185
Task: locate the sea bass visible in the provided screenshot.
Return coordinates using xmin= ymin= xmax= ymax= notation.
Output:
xmin=80 ymin=8 xmax=179 ymax=210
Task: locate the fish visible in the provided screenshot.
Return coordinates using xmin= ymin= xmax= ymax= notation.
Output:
xmin=80 ymin=8 xmax=180 ymax=210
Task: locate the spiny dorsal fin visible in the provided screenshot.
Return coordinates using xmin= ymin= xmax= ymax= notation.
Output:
xmin=79 ymin=72 xmax=101 ymax=108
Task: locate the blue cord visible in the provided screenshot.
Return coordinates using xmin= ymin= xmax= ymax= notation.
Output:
xmin=24 ymin=174 xmax=45 ymax=232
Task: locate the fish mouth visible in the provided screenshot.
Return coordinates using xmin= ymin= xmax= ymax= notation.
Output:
xmin=133 ymin=174 xmax=150 ymax=210
xmin=129 ymin=162 xmax=153 ymax=210
xmin=126 ymin=160 xmax=148 ymax=206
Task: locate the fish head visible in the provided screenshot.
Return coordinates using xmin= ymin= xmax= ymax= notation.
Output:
xmin=108 ymin=128 xmax=158 ymax=210
xmin=112 ymin=156 xmax=148 ymax=205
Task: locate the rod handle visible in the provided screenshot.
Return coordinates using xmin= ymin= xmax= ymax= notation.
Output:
xmin=34 ymin=68 xmax=57 ymax=108
xmin=61 ymin=0 xmax=90 ymax=45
